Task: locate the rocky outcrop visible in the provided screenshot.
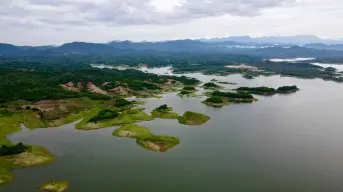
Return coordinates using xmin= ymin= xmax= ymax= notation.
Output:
xmin=87 ymin=82 xmax=107 ymax=95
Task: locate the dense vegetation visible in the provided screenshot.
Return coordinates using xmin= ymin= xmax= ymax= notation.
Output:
xmin=182 ymin=86 xmax=196 ymax=91
xmin=88 ymin=109 xmax=119 ymax=123
xmin=237 ymin=86 xmax=299 ymax=95
xmin=0 ymin=61 xmax=199 ymax=103
xmin=212 ymin=90 xmax=254 ymax=99
xmin=237 ymin=87 xmax=276 ymax=95
xmin=156 ymin=104 xmax=169 ymax=111
xmin=179 ymin=91 xmax=191 ymax=95
xmin=205 ymin=97 xmax=224 ymax=104
xmin=114 ymin=98 xmax=132 ymax=107
xmin=277 ymin=86 xmax=299 ymax=93
xmin=203 ymin=82 xmax=218 ymax=87
xmin=0 ymin=143 xmax=28 ymax=156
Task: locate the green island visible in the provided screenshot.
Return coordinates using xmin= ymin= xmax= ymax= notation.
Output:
xmin=0 ymin=145 xmax=55 ymax=185
xmin=178 ymin=86 xmax=200 ymax=98
xmin=276 ymin=86 xmax=300 ymax=93
xmin=137 ymin=135 xmax=180 ymax=152
xmin=217 ymin=82 xmax=237 ymax=85
xmin=113 ymin=124 xmax=152 ymax=138
xmin=113 ymin=124 xmax=179 ymax=152
xmin=179 ymin=86 xmax=197 ymax=94
xmin=237 ymin=85 xmax=299 ymax=95
xmin=39 ymin=181 xmax=69 ymax=192
xmin=202 ymin=82 xmax=222 ymax=90
xmin=178 ymin=111 xmax=210 ymax=126
xmin=151 ymin=104 xmax=179 ymax=119
xmin=202 ymin=97 xmax=228 ymax=107
xmin=211 ymin=90 xmax=258 ymax=102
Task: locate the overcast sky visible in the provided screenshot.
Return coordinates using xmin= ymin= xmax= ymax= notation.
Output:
xmin=1 ymin=0 xmax=342 ymax=45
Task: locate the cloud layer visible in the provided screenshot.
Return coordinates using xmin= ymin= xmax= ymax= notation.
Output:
xmin=1 ymin=0 xmax=342 ymax=45
xmin=1 ymin=0 xmax=295 ymax=27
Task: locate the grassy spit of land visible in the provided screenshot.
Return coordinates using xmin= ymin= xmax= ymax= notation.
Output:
xmin=113 ymin=124 xmax=180 ymax=152
xmin=0 ymin=145 xmax=55 ymax=185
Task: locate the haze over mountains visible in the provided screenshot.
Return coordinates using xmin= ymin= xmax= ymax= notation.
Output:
xmin=1 ymin=35 xmax=343 ymax=59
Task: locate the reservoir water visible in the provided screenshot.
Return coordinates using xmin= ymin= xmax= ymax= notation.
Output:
xmin=2 ymin=69 xmax=343 ymax=192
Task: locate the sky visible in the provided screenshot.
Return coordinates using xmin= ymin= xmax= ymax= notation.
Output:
xmin=0 ymin=0 xmax=342 ymax=45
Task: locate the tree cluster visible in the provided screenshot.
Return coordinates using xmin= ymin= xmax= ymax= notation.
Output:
xmin=0 ymin=143 xmax=28 ymax=156
xmin=88 ymin=109 xmax=119 ymax=123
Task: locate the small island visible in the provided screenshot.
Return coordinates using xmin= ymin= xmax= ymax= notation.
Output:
xmin=202 ymin=97 xmax=227 ymax=107
xmin=151 ymin=104 xmax=179 ymax=119
xmin=237 ymin=87 xmax=276 ymax=95
xmin=113 ymin=124 xmax=180 ymax=152
xmin=211 ymin=90 xmax=257 ymax=102
xmin=237 ymin=85 xmax=299 ymax=95
xmin=137 ymin=135 xmax=180 ymax=152
xmin=202 ymin=82 xmax=222 ymax=90
xmin=178 ymin=111 xmax=210 ymax=125
xmin=112 ymin=124 xmax=152 ymax=138
xmin=0 ymin=145 xmax=55 ymax=185
xmin=276 ymin=85 xmax=299 ymax=93
xmin=39 ymin=181 xmax=69 ymax=192
xmin=179 ymin=86 xmax=197 ymax=94
xmin=217 ymin=81 xmax=237 ymax=85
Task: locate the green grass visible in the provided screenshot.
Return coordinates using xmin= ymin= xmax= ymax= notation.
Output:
xmin=0 ymin=113 xmax=23 ymax=145
xmin=178 ymin=111 xmax=210 ymax=126
xmin=112 ymin=124 xmax=152 ymax=138
xmin=136 ymin=135 xmax=180 ymax=152
xmin=40 ymin=181 xmax=69 ymax=192
xmin=113 ymin=124 xmax=180 ymax=152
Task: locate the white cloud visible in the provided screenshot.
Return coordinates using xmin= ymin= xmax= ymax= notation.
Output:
xmin=0 ymin=0 xmax=342 ymax=45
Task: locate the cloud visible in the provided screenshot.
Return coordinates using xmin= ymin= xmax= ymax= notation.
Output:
xmin=0 ymin=0 xmax=295 ymax=28
xmin=1 ymin=0 xmax=342 ymax=45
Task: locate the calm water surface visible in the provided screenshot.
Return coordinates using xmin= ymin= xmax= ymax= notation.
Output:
xmin=2 ymin=69 xmax=343 ymax=192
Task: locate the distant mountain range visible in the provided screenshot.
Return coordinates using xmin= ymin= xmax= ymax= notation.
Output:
xmin=1 ymin=36 xmax=343 ymax=59
xmin=200 ymin=35 xmax=343 ymax=45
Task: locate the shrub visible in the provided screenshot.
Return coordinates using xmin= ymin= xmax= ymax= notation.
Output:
xmin=156 ymin=104 xmax=168 ymax=111
xmin=182 ymin=86 xmax=196 ymax=91
xmin=114 ymin=98 xmax=132 ymax=107
xmin=31 ymin=108 xmax=40 ymax=112
xmin=203 ymin=82 xmax=218 ymax=88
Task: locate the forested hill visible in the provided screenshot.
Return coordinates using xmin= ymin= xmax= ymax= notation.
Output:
xmin=0 ymin=61 xmax=200 ymax=103
xmin=1 ymin=40 xmax=343 ymax=61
